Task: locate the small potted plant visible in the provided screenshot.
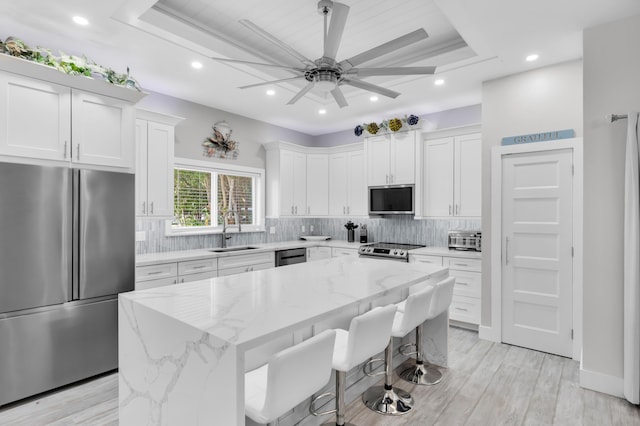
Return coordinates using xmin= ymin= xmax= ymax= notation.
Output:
xmin=344 ymin=220 xmax=358 ymax=243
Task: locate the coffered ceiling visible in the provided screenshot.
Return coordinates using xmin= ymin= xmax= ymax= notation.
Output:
xmin=0 ymin=0 xmax=639 ymax=135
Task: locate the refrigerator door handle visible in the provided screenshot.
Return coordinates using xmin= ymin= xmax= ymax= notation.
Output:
xmin=72 ymin=169 xmax=80 ymax=300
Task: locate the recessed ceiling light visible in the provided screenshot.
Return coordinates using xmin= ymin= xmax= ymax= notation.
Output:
xmin=434 ymin=79 xmax=445 ymax=86
xmin=370 ymin=96 xmax=379 ymax=102
xmin=318 ymin=109 xmax=327 ymax=115
xmin=526 ymin=54 xmax=539 ymax=62
xmin=191 ymin=61 xmax=203 ymax=69
xmin=266 ymin=89 xmax=275 ymax=96
xmin=72 ymin=16 xmax=89 ymax=26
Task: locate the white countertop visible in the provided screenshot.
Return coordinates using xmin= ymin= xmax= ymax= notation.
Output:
xmin=136 ymin=239 xmax=480 ymax=266
xmin=122 ymin=256 xmax=448 ymax=350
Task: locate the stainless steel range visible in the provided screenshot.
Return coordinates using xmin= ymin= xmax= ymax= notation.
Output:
xmin=358 ymin=242 xmax=425 ymax=262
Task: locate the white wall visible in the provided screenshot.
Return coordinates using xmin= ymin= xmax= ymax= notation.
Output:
xmin=582 ymin=13 xmax=640 ymax=382
xmin=481 ymin=60 xmax=583 ymax=325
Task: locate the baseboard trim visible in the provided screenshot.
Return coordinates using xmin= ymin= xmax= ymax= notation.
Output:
xmin=478 ymin=325 xmax=500 ymax=342
xmin=579 ymin=366 xmax=624 ymax=398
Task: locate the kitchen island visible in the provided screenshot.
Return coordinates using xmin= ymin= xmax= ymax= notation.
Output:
xmin=118 ymin=256 xmax=449 ymax=425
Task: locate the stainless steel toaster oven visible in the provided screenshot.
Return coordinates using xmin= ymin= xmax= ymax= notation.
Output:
xmin=448 ymin=230 xmax=482 ymax=251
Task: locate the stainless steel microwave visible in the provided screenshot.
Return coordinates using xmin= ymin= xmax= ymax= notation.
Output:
xmin=368 ymin=185 xmax=415 ymax=215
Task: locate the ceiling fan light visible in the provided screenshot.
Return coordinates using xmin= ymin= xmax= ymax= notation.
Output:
xmin=316 ymin=80 xmax=337 ymax=92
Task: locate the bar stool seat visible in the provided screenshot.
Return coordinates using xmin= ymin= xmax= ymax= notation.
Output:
xmin=310 ymin=304 xmax=397 ymax=426
xmin=245 ymin=329 xmax=336 ymax=425
xmin=397 ymin=276 xmax=456 ymax=386
xmin=362 ymin=286 xmax=435 ymax=416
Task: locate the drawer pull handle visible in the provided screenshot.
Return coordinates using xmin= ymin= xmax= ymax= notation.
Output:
xmin=457 ymin=281 xmax=468 ymax=286
xmin=453 ymin=263 xmax=468 ymax=267
xmin=148 ymin=271 xmax=165 ymax=275
xmin=455 ymin=307 xmax=469 ymax=312
xmin=192 ymin=265 xmax=207 ymax=269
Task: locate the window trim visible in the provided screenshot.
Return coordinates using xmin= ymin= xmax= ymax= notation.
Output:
xmin=166 ymin=157 xmax=265 ymax=236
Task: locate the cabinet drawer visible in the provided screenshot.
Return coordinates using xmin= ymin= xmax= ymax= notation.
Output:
xmin=178 ymin=258 xmax=217 ymax=276
xmin=331 ymin=247 xmax=359 ymax=257
xmin=180 ymin=270 xmax=218 ymax=283
xmin=135 ymin=276 xmax=177 ymax=290
xmin=410 ymin=255 xmax=442 ymax=266
xmin=218 ymin=262 xmax=273 ymax=277
xmin=136 ymin=262 xmax=177 ymax=282
xmin=450 ymin=270 xmax=481 ymax=298
xmin=218 ymin=252 xmax=275 ymax=270
xmin=443 ymin=256 xmax=481 ymax=272
xmin=449 ymin=295 xmax=480 ymax=324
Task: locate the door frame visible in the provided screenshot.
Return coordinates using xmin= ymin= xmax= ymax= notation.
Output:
xmin=486 ymin=137 xmax=583 ymax=360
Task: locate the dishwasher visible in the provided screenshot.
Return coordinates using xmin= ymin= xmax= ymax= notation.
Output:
xmin=275 ymin=247 xmax=307 ymax=267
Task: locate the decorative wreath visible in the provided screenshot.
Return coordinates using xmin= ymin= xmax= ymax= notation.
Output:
xmin=355 ymin=114 xmax=420 ymax=136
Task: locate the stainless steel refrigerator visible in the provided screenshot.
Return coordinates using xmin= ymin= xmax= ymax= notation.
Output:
xmin=0 ymin=162 xmax=134 ymax=406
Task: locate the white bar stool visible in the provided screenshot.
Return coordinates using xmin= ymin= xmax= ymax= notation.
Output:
xmin=245 ymin=329 xmax=336 ymax=425
xmin=362 ymin=285 xmax=435 ymax=416
xmin=310 ymin=304 xmax=397 ymax=426
xmin=397 ymin=276 xmax=455 ymax=385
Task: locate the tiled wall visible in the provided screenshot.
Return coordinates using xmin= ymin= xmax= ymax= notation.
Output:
xmin=136 ymin=216 xmax=481 ymax=255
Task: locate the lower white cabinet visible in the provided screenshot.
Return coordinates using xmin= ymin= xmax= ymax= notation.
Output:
xmin=331 ymin=247 xmax=359 ymax=257
xmin=307 ymin=246 xmax=332 ymax=261
xmin=135 ymin=262 xmax=178 ymax=290
xmin=218 ymin=251 xmax=275 ymax=277
xmin=178 ymin=258 xmax=217 ymax=283
xmin=409 ymin=253 xmax=481 ymax=326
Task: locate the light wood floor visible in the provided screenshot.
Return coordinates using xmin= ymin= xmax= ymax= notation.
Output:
xmin=1 ymin=327 xmax=639 ymax=425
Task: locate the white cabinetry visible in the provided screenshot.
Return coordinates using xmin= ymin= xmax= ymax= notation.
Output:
xmin=366 ymin=130 xmax=417 ymax=186
xmin=329 ymin=149 xmax=366 ymax=216
xmin=306 ymin=154 xmax=328 ymax=215
xmin=278 ymin=150 xmax=307 ymax=216
xmin=423 ymin=133 xmax=481 ymax=217
xmin=307 ymin=246 xmax=332 ymax=261
xmin=135 ymin=116 xmax=178 ymax=217
xmin=218 ymin=251 xmax=275 ymax=276
xmin=409 ymin=252 xmax=481 ymax=327
xmin=331 ymin=247 xmax=359 ymax=257
xmin=135 ymin=262 xmax=178 ymax=290
xmin=178 ymin=258 xmax=217 ymax=283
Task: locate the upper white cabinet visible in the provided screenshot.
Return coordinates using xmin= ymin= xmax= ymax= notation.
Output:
xmin=279 ymin=150 xmax=307 ymax=216
xmin=329 ymin=149 xmax=366 ymax=216
xmin=423 ymin=133 xmax=481 ymax=217
xmin=306 ymin=154 xmax=328 ymax=216
xmin=366 ymin=130 xmax=417 ymax=186
xmin=0 ymin=72 xmax=71 ymax=161
xmin=136 ymin=116 xmax=178 ymax=217
xmin=72 ymin=91 xmax=134 ymax=168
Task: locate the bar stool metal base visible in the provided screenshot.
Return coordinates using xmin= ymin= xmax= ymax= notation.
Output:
xmin=320 ymin=422 xmax=357 ymax=426
xmin=396 ymin=359 xmax=443 ymax=385
xmin=362 ymin=384 xmax=414 ymax=415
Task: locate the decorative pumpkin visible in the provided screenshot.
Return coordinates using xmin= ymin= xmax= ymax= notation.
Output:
xmin=407 ymin=114 xmax=419 ymax=126
xmin=366 ymin=122 xmax=379 ymax=134
xmin=388 ymin=118 xmax=402 ymax=132
xmin=354 ymin=125 xmax=363 ymax=137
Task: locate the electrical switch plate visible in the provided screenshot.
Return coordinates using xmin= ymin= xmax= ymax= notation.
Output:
xmin=135 ymin=231 xmax=146 ymax=242
xmin=270 ymin=226 xmax=276 ymax=234
xmin=310 ymin=225 xmax=314 ymax=232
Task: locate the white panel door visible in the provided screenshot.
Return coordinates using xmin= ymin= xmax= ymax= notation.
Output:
xmin=390 ymin=131 xmax=416 ymax=185
xmin=366 ymin=134 xmax=390 ymax=186
xmin=347 ymin=150 xmax=366 ymax=215
xmin=455 ymin=133 xmax=482 ymax=217
xmin=146 ymin=122 xmax=175 ymax=217
xmin=328 ymin=152 xmax=348 ymax=215
xmin=135 ymin=120 xmax=148 ymax=216
xmin=0 ymin=72 xmax=71 ymax=161
xmin=306 ymin=154 xmax=328 ymax=215
xmin=292 ymin=152 xmax=307 ymax=215
xmin=279 ymin=150 xmax=294 ymax=215
xmin=424 ymin=138 xmax=454 ymax=216
xmin=502 ymin=149 xmax=573 ymax=357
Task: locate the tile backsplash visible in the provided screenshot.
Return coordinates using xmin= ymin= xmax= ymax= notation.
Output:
xmin=136 ymin=216 xmax=481 ymax=255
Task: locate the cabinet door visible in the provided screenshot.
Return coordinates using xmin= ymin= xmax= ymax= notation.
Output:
xmin=366 ymin=135 xmax=390 ymax=186
xmin=306 ymin=154 xmax=328 ymax=215
xmin=424 ymin=137 xmax=454 ymax=216
xmin=0 ymin=72 xmax=70 ymax=161
xmin=135 ymin=120 xmax=148 ymax=216
xmin=454 ymin=133 xmax=481 ymax=217
xmin=71 ymin=90 xmax=134 ymax=168
xmin=146 ymin=122 xmax=175 ymax=217
xmin=292 ymin=152 xmax=307 ymax=215
xmin=279 ymin=150 xmax=295 ymax=215
xmin=329 ymin=153 xmax=348 ymax=215
xmin=390 ymin=131 xmax=416 ymax=184
xmin=347 ymin=150 xmax=366 ymax=215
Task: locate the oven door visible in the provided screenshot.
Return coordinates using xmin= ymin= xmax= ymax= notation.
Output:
xmin=275 ymin=248 xmax=307 ymax=267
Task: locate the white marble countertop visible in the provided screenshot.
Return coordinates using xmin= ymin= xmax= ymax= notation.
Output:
xmin=136 ymin=239 xmax=480 ymax=266
xmin=122 ymin=256 xmax=448 ymax=351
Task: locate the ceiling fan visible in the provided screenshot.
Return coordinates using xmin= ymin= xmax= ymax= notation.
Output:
xmin=210 ymin=0 xmax=436 ymax=108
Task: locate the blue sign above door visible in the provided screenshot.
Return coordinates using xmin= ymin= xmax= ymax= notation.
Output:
xmin=501 ymin=129 xmax=575 ymax=146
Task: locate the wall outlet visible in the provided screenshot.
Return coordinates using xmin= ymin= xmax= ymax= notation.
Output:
xmin=135 ymin=231 xmax=146 ymax=242
xmin=269 ymin=226 xmax=276 ymax=234
xmin=301 ymin=225 xmax=305 ymax=233
xmin=310 ymin=225 xmax=314 ymax=232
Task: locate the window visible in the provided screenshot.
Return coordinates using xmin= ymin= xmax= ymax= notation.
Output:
xmin=170 ymin=159 xmax=264 ymax=235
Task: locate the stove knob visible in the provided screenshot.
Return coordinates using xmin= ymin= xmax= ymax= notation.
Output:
xmin=399 ymin=250 xmax=405 ymax=256
xmin=393 ymin=250 xmax=398 ymax=255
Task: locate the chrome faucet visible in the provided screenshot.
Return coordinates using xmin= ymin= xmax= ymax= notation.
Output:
xmin=221 ymin=210 xmax=241 ymax=248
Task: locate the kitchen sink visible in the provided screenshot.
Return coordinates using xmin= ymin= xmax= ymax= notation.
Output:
xmin=208 ymin=246 xmax=259 ymax=253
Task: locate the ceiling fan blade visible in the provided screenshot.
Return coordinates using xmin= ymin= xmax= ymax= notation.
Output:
xmin=342 ymin=78 xmax=401 ymax=99
xmin=340 ymin=28 xmax=429 ymax=69
xmin=350 ymin=66 xmax=436 ymax=77
xmin=323 ymin=2 xmax=350 ymax=61
xmin=210 ymin=57 xmax=304 ymax=71
xmin=239 ymin=19 xmax=315 ymax=67
xmin=287 ymin=82 xmax=315 ymax=105
xmin=330 ymin=86 xmax=348 ymax=108
xmin=239 ymin=77 xmax=305 ymax=89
